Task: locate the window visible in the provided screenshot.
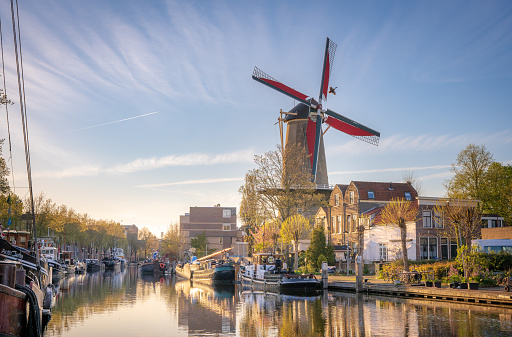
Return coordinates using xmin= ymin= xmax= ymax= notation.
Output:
xmin=368 ymin=191 xmax=375 ymax=199
xmin=335 ymin=194 xmax=340 ymax=206
xmin=350 ymin=191 xmax=354 ymax=204
xmin=379 ymin=244 xmax=388 ymax=261
xmin=347 ymin=215 xmax=352 ymax=232
xmin=331 ymin=216 xmax=335 ymax=231
xmin=223 ymin=209 xmax=231 ymax=218
xmin=423 ymin=211 xmax=432 ymax=228
xmin=20 ymin=236 xmax=27 ymax=243
xmin=420 ymin=237 xmax=438 ymax=260
xmin=219 ymin=237 xmax=223 ymax=244
xmin=434 ymin=213 xmax=443 ymax=228
xmin=297 ymin=207 xmax=303 ymax=214
xmin=337 ymin=216 xmax=341 ymax=233
xmin=222 ymin=224 xmax=231 ymax=231
xmin=404 ymin=192 xmax=412 ymax=201
xmin=491 ymin=219 xmax=503 ymax=228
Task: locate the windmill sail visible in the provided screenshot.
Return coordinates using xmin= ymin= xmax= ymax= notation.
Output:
xmin=252 ymin=37 xmax=380 ymax=184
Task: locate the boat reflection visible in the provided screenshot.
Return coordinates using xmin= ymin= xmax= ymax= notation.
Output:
xmin=174 ymin=280 xmax=236 ymax=335
xmin=239 ymin=289 xmax=324 ymax=336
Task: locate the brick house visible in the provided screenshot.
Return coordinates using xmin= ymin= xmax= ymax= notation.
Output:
xmin=179 ymin=205 xmax=241 ymax=258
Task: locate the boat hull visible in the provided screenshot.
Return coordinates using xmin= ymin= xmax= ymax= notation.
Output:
xmin=138 ymin=261 xmax=166 ymax=275
xmin=0 ymin=283 xmax=27 ymax=336
xmin=193 ymin=265 xmax=235 ymax=284
xmin=240 ymin=273 xmax=320 ymax=294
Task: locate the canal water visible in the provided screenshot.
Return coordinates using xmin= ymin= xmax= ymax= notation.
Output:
xmin=44 ymin=266 xmax=512 ymax=337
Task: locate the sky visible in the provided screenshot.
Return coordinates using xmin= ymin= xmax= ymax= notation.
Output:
xmin=0 ymin=1 xmax=511 ymax=237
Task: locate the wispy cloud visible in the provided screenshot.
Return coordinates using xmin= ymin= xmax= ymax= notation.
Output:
xmin=108 ymin=149 xmax=254 ymax=173
xmin=66 ymin=111 xmax=158 ymax=133
xmin=137 ymin=177 xmax=243 ymax=189
xmin=330 ymin=164 xmax=451 ymax=176
xmin=329 ymin=130 xmax=512 ymax=156
xmin=35 ymin=149 xmax=255 ymax=179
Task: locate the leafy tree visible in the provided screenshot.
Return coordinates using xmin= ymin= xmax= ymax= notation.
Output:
xmin=252 ymin=219 xmax=280 ymax=253
xmin=281 ymin=214 xmax=312 ymax=271
xmin=482 ymin=162 xmax=512 ymax=223
xmin=161 ymin=223 xmax=183 ymax=260
xmin=0 ymin=139 xmax=10 ymax=195
xmin=379 ymin=198 xmax=419 ymax=272
xmin=138 ymin=226 xmax=155 ymax=259
xmin=306 ymin=225 xmax=335 ymax=271
xmin=190 ymin=230 xmax=209 ymax=257
xmin=444 ymin=144 xmax=493 ymax=207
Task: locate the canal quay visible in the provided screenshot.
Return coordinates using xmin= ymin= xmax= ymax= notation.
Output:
xmin=43 ymin=266 xmax=512 ymax=337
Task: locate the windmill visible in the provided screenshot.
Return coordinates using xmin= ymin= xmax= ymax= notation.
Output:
xmin=252 ymin=37 xmax=380 ymax=186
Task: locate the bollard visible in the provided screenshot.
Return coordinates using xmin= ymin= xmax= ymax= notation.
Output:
xmin=321 ymin=261 xmax=328 ymax=289
xmin=355 ymin=255 xmax=363 ymax=292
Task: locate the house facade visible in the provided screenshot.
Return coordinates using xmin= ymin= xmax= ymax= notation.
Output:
xmin=315 ymin=181 xmax=483 ymax=264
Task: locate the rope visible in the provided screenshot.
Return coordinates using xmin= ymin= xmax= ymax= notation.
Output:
xmin=15 ymin=284 xmax=42 ymax=337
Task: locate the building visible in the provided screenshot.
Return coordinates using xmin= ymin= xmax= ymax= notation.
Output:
xmin=315 ymin=180 xmax=484 ymax=264
xmin=180 ymin=205 xmax=242 ymax=259
xmin=122 ymin=224 xmax=139 ymax=261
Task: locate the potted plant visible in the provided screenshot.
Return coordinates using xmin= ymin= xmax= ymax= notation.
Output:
xmin=459 ymin=277 xmax=469 ymax=289
xmin=425 ymin=276 xmax=433 ymax=287
xmin=434 ymin=279 xmax=442 ymax=288
xmin=468 ymin=277 xmax=479 ymax=290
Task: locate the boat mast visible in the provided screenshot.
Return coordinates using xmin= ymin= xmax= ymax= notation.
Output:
xmin=10 ymin=0 xmax=38 ymax=263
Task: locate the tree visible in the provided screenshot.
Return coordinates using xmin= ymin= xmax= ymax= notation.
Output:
xmin=0 ymin=139 xmax=10 ymax=195
xmin=379 ymin=198 xmax=419 ymax=272
xmin=239 ymin=144 xmax=326 ymax=225
xmin=281 ymin=214 xmax=312 ymax=271
xmin=434 ymin=198 xmax=480 ymax=278
xmin=190 ymin=231 xmax=209 ymax=257
xmin=138 ymin=226 xmax=155 ymax=259
xmin=306 ymin=225 xmax=335 ymax=271
xmin=161 ymin=223 xmax=183 ymax=260
xmin=252 ymin=219 xmax=281 ymax=253
xmin=444 ymin=144 xmax=493 ymax=205
xmin=402 ymin=170 xmax=424 ymax=196
xmin=482 ymin=162 xmax=512 ymax=224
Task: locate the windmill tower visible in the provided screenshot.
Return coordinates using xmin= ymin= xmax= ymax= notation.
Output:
xmin=252 ymin=38 xmax=380 ymax=186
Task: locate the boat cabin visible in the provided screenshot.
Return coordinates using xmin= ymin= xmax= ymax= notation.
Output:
xmin=244 ymin=253 xmax=286 ymax=279
xmin=40 ymin=246 xmax=58 ymax=261
xmin=60 ymin=251 xmax=74 ymax=265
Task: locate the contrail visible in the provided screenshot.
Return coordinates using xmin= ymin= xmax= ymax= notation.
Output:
xmin=66 ymin=111 xmax=158 ymax=133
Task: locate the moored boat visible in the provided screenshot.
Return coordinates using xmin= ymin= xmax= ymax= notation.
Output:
xmin=85 ymin=259 xmax=104 ymax=272
xmin=138 ymin=260 xmax=167 ymax=275
xmin=102 ymin=256 xmax=121 ymax=271
xmin=240 ymin=252 xmax=320 ymax=294
xmin=0 ymin=237 xmax=54 ymax=336
xmin=192 ymin=260 xmax=235 ymax=284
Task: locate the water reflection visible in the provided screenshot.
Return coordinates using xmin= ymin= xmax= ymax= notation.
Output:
xmin=45 ymin=269 xmax=512 ymax=337
xmin=175 ymin=280 xmax=236 ymax=335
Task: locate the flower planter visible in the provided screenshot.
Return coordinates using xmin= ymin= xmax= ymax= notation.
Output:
xmin=460 ymin=282 xmax=468 ymax=289
xmin=434 ymin=281 xmax=442 ymax=288
xmin=468 ymin=282 xmax=479 ymax=290
xmin=449 ymin=282 xmax=460 ymax=289
xmin=425 ymin=281 xmax=433 ymax=287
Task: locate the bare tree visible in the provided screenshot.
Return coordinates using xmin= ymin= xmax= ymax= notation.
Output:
xmin=402 ymin=170 xmax=424 ymax=196
xmin=379 ymin=198 xmax=419 ymax=272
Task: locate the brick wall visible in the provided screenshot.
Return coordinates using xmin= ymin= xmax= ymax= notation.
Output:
xmin=481 ymin=227 xmax=512 ymax=240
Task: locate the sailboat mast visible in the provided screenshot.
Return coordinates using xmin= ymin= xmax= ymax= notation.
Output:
xmin=10 ymin=0 xmax=38 ymax=262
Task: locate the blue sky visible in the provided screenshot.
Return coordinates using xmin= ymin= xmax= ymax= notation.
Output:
xmin=1 ymin=1 xmax=511 ymax=236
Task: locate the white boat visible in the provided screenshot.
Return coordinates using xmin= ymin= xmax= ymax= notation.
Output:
xmin=240 ymin=253 xmax=320 ymax=294
xmin=112 ymin=248 xmax=126 ymax=268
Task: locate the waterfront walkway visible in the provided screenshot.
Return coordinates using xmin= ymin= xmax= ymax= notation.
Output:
xmin=327 ymin=274 xmax=512 ymax=307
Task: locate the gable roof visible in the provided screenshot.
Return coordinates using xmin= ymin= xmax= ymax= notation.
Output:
xmin=351 ymin=181 xmax=418 ymax=201
xmin=334 ymin=184 xmax=349 ymax=195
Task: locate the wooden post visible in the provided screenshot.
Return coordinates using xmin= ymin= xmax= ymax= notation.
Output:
xmin=321 ymin=261 xmax=328 ymax=289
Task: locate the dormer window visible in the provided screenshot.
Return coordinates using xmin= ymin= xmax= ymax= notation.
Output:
xmin=350 ymin=191 xmax=354 ymax=204
xmin=368 ymin=191 xmax=375 ymax=199
xmin=404 ymin=192 xmax=412 ymax=201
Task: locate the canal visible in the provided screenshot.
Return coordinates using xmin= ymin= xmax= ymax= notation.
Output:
xmin=44 ymin=267 xmax=512 ymax=336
